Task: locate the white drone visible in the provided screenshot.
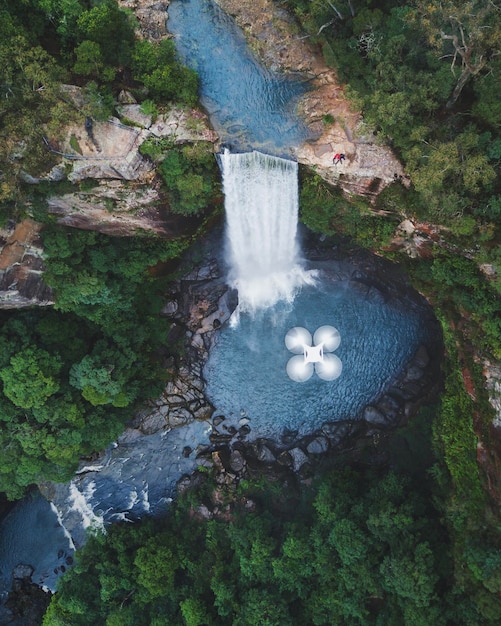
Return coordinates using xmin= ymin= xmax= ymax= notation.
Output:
xmin=285 ymin=325 xmax=342 ymax=383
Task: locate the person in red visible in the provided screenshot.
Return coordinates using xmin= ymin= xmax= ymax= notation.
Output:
xmin=332 ymin=153 xmax=341 ymax=164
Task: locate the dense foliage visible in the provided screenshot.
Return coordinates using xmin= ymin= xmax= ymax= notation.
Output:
xmin=290 ymin=1 xmax=501 ymax=618
xmin=43 ymin=457 xmax=501 ymax=625
xmin=0 ymin=227 xmax=188 ymax=499
xmin=299 ymin=171 xmax=501 ymax=360
xmin=0 ymin=0 xmax=198 ymax=210
xmin=289 ymin=0 xmax=501 ymax=283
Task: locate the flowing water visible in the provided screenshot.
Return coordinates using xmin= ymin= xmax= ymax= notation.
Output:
xmin=221 ymin=150 xmax=314 ymax=316
xmin=0 ymin=494 xmax=74 ymax=596
xmin=168 ymin=0 xmax=312 ymax=156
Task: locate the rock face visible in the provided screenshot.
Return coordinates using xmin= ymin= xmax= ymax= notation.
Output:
xmin=42 ymin=107 xmax=217 ymax=234
xmin=214 ymin=0 xmax=406 ymax=197
xmin=485 ymin=362 xmax=501 ymax=429
xmin=1 ymin=564 xmax=51 ymax=626
xmin=0 ymin=220 xmax=53 ymax=309
xmin=47 ymin=180 xmax=179 ymax=237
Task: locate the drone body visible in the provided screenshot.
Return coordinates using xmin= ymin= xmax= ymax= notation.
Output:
xmin=285 ymin=325 xmax=342 ymax=382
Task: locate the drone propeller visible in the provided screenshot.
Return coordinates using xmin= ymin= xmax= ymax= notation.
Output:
xmin=315 ymin=353 xmax=342 ymax=381
xmin=285 ymin=326 xmax=312 ymax=354
xmin=313 ymin=325 xmax=341 ymax=352
xmin=286 ymin=355 xmax=314 ymax=382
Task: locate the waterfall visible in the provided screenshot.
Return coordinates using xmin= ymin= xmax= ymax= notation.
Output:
xmin=221 ymin=150 xmax=314 ymax=317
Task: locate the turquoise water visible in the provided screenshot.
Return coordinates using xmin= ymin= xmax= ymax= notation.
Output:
xmin=204 ymin=276 xmax=428 ymax=438
xmin=168 ymin=0 xmax=312 ymax=156
xmin=0 ymin=494 xmax=73 ymax=596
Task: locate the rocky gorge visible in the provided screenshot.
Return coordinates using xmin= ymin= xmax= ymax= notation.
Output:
xmin=39 ymin=229 xmax=444 ymax=552
xmin=0 ymin=0 xmax=500 ymax=616
xmin=132 ymin=233 xmax=444 ymax=482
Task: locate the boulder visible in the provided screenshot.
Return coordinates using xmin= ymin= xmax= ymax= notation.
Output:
xmin=0 ymin=219 xmax=53 ymax=309
xmin=253 ymin=441 xmax=276 ymax=464
xmin=288 ymin=447 xmax=309 ymax=472
xmin=12 ymin=564 xmax=34 ymax=581
xmin=363 ymin=406 xmax=387 ymax=426
xmin=306 ymin=436 xmax=329 ymax=455
xmin=229 ymin=449 xmax=246 ymax=473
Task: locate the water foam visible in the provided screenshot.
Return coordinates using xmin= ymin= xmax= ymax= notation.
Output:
xmin=221 ymin=150 xmax=315 ymax=319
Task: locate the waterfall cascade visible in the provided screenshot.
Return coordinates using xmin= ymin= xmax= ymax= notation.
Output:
xmin=221 ymin=150 xmax=314 ymax=317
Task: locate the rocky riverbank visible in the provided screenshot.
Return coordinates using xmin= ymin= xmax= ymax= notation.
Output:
xmin=107 ymin=233 xmax=443 ymax=500
xmin=34 ymin=231 xmax=443 ymax=553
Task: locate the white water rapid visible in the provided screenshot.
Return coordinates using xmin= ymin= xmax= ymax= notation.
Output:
xmin=221 ymin=150 xmax=314 ymax=318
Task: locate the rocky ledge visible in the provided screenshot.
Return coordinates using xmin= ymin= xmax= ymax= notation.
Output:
xmin=213 ymin=0 xmax=406 ymax=197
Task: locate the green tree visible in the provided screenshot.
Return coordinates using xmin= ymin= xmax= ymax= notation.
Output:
xmin=38 ymin=0 xmax=84 ymax=43
xmin=0 ymin=347 xmax=62 ymax=409
xmin=131 ymin=38 xmax=199 ymax=105
xmin=73 ymin=40 xmax=115 ymax=82
xmin=409 ymin=0 xmax=501 ymax=107
xmin=158 ymin=144 xmax=219 ymax=216
xmin=76 ymin=0 xmax=136 ymax=67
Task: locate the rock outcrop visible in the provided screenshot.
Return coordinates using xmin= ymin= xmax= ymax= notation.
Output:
xmin=214 ymin=0 xmax=406 ymax=197
xmin=0 ymin=220 xmax=53 ymax=309
xmin=43 ymin=105 xmax=217 ymax=234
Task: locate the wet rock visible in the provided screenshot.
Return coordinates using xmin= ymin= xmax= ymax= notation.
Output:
xmin=277 ymin=450 xmax=293 ymax=468
xmin=182 ymin=258 xmax=220 ymax=281
xmin=289 ymin=447 xmax=309 ymax=472
xmin=193 ymin=406 xmax=213 ymax=421
xmin=238 ymin=424 xmax=251 ymax=438
xmin=391 ymin=381 xmax=423 ymax=401
xmin=139 ymin=412 xmax=168 ymax=435
xmin=4 ymin=575 xmax=51 ymax=626
xmin=363 ymin=406 xmax=387 ymax=426
xmin=414 ymin=345 xmax=430 ymax=369
xmin=12 ymin=565 xmax=34 ymax=581
xmin=117 ymin=428 xmax=143 ymax=444
xmin=321 ymin=421 xmax=353 ymax=444
xmin=306 ymin=436 xmax=329 ymax=455
xmin=404 ymin=365 xmax=424 ymax=382
xmin=209 ymin=432 xmax=233 ymax=445
xmin=375 ymin=396 xmax=402 ymax=426
xmin=176 ymin=474 xmax=194 ymax=494
xmin=253 ymin=441 xmax=276 ymax=464
xmin=212 ymin=415 xmax=225 ymax=427
xmin=229 ymin=449 xmax=246 ymax=473
xmin=167 ymin=409 xmax=192 ymax=427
